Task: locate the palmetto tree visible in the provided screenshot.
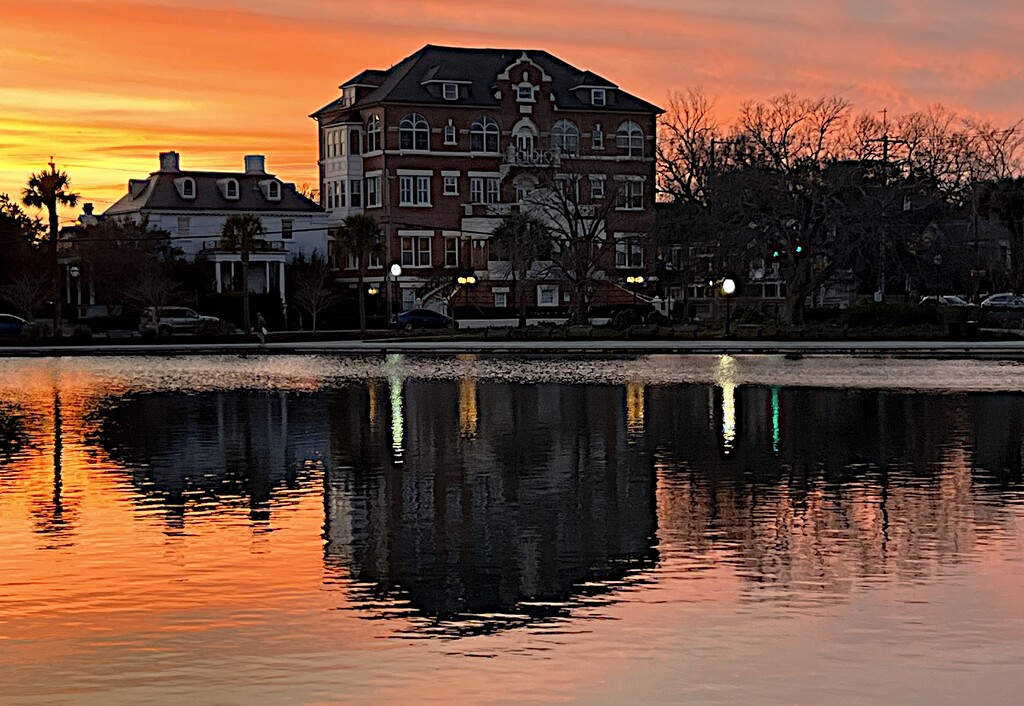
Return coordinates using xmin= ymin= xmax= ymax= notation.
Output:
xmin=22 ymin=162 xmax=78 ymax=336
xmin=334 ymin=214 xmax=384 ymax=334
xmin=220 ymin=214 xmax=266 ymax=334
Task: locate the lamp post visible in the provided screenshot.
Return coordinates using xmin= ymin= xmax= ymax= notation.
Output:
xmin=721 ymin=277 xmax=737 ymax=337
xmin=626 ymin=275 xmax=645 ymax=307
xmin=387 ymin=263 xmax=402 ymax=322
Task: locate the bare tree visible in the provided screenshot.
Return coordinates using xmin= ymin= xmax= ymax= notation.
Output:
xmin=1 ymin=273 xmax=51 ymax=319
xmin=520 ymin=167 xmax=629 ymax=325
xmin=290 ymin=253 xmax=338 ymax=332
xmin=657 ymin=87 xmax=720 ymax=205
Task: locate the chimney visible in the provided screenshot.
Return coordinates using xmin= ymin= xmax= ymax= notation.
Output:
xmin=159 ymin=151 xmax=180 ymax=171
xmin=245 ymin=155 xmax=266 ymax=174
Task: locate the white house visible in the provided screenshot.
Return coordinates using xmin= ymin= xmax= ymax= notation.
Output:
xmin=103 ymin=151 xmax=329 ymax=309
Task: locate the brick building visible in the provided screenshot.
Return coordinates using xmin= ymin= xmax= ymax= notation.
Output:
xmin=311 ymin=45 xmax=662 ymax=316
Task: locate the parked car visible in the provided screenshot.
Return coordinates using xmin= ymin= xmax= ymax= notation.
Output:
xmin=980 ymin=293 xmax=1024 ymax=309
xmin=920 ymin=295 xmax=970 ymax=307
xmin=0 ymin=313 xmax=27 ymax=338
xmin=140 ymin=307 xmax=219 ymax=336
xmin=389 ymin=308 xmax=458 ymax=331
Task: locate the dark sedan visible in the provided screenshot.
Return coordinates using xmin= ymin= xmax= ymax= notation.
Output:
xmin=0 ymin=314 xmax=27 ymax=338
xmin=390 ymin=308 xmax=458 ymax=331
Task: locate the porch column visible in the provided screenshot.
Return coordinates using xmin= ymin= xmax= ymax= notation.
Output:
xmin=279 ymin=261 xmax=287 ymax=319
xmin=265 ymin=261 xmax=271 ymax=293
xmin=215 ymin=261 xmax=223 ymax=293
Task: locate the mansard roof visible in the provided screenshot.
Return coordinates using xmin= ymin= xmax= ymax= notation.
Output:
xmin=104 ymin=170 xmax=322 ymax=216
xmin=312 ymin=44 xmax=662 ymax=119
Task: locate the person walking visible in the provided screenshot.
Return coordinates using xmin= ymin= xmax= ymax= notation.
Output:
xmin=256 ymin=312 xmax=267 ymax=344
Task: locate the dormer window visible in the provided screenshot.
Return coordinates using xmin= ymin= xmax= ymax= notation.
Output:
xmin=260 ymin=179 xmax=282 ymax=201
xmin=592 ymin=88 xmax=606 ymax=107
xmin=517 ymin=84 xmax=535 ymax=102
xmin=442 ymin=83 xmax=458 ymax=101
xmin=175 ymin=177 xmax=196 ymax=199
xmin=220 ymin=178 xmax=239 ymax=200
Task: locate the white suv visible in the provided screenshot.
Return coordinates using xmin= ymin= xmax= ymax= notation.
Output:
xmin=139 ymin=307 xmax=219 ymax=336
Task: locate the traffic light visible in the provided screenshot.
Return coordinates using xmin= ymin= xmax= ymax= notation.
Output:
xmin=793 ymin=239 xmax=807 ymax=258
xmin=769 ymin=244 xmax=783 ymax=262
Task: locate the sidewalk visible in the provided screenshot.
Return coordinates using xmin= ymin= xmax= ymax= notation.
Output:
xmin=3 ymin=337 xmax=1024 ymax=359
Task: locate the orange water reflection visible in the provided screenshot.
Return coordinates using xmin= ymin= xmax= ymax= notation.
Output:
xmin=1 ymin=356 xmax=1024 ymax=703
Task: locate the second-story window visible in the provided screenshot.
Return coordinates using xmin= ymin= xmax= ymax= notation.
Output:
xmin=444 ymin=123 xmax=456 ymax=145
xmin=470 ymin=116 xmax=499 ymax=153
xmin=349 ymin=179 xmax=362 ymax=208
xmin=400 ymin=113 xmax=429 ymax=151
xmin=592 ymin=125 xmax=604 ymax=149
xmin=281 ymin=219 xmax=293 ymax=239
xmin=366 ymin=115 xmax=382 ymax=152
xmin=349 ymin=128 xmax=362 ymax=155
xmin=551 ymin=119 xmax=579 ymax=155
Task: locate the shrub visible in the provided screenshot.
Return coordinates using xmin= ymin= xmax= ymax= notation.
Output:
xmin=70 ymin=325 xmax=93 ymax=342
xmin=20 ymin=322 xmax=52 ymax=342
xmin=609 ymin=308 xmax=645 ymax=330
xmin=841 ymin=303 xmax=940 ymax=328
xmin=194 ymin=319 xmax=238 ymax=337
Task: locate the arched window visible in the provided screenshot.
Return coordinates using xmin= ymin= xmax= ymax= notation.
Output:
xmin=514 ymin=125 xmax=537 ymax=153
xmin=470 ymin=116 xmax=500 ymax=153
xmin=366 ymin=114 xmax=382 ymax=153
xmin=399 ymin=113 xmax=429 ymax=151
xmin=551 ymin=119 xmax=579 ymax=155
xmin=616 ymin=121 xmax=643 ymax=158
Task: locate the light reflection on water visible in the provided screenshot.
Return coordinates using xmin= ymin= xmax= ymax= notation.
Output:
xmin=0 ymin=355 xmax=1023 ymax=704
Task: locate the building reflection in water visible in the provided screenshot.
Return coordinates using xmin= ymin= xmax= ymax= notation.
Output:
xmin=324 ymin=380 xmax=660 ymax=637
xmin=17 ymin=356 xmax=1024 ymax=639
xmin=95 ymin=390 xmax=330 ymax=529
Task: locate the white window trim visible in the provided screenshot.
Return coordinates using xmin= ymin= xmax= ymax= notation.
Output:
xmin=516 ymin=82 xmax=536 ymax=103
xmin=592 ymin=88 xmax=606 ymax=106
xmin=443 ymin=175 xmax=459 ymax=196
xmin=366 ymin=174 xmax=383 ymax=209
xmin=444 ymin=123 xmax=457 ymax=145
xmin=537 ymin=284 xmax=559 ymax=307
xmin=398 ymin=230 xmax=433 ymax=269
xmin=442 ymin=83 xmax=459 ymax=101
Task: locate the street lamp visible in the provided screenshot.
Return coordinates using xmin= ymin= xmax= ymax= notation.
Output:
xmin=626 ymin=275 xmax=645 ymax=307
xmin=720 ymin=277 xmax=737 ymax=337
xmin=387 ymin=263 xmax=402 ymax=320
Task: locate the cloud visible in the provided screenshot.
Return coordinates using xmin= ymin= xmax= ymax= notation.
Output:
xmin=1 ymin=0 xmax=1021 ymax=205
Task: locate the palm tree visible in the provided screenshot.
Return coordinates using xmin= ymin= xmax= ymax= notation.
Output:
xmin=220 ymin=214 xmax=266 ymax=334
xmin=334 ymin=214 xmax=384 ymax=334
xmin=22 ymin=161 xmax=78 ymax=337
xmin=491 ymin=214 xmax=551 ymax=328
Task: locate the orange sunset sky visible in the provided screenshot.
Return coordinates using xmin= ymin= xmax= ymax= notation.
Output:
xmin=2 ymin=0 xmax=1023 ymax=221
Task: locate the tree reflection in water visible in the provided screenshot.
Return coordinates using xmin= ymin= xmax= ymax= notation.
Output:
xmin=82 ymin=369 xmax=1024 ymax=638
xmin=95 ymin=391 xmax=330 ymax=529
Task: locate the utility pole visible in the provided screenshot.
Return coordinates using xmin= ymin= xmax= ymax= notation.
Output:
xmin=868 ymin=110 xmax=903 ymax=303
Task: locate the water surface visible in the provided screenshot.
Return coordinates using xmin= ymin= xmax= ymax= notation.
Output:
xmin=1 ymin=355 xmax=1023 ymax=704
